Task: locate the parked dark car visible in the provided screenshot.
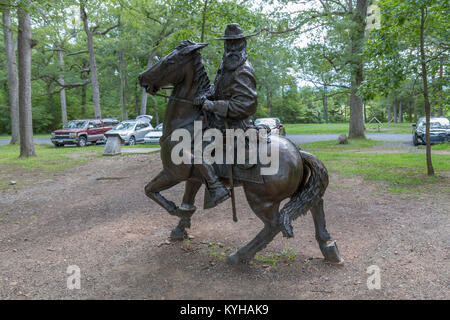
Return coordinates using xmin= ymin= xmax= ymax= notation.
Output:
xmin=412 ymin=117 xmax=449 ymax=146
xmin=254 ymin=117 xmax=286 ymax=136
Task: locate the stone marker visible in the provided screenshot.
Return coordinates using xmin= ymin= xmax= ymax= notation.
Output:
xmin=338 ymin=134 xmax=348 ymax=144
xmin=103 ymin=132 xmax=125 ymax=156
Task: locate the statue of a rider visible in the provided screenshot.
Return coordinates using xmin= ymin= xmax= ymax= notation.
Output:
xmin=193 ymin=23 xmax=258 ymax=209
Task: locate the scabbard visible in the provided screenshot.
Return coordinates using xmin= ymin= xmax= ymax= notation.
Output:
xmin=224 ymin=120 xmax=237 ymax=222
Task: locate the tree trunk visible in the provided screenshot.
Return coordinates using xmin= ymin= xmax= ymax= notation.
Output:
xmin=387 ymin=105 xmax=392 ymax=122
xmin=267 ymin=90 xmax=272 ymax=117
xmin=46 ymin=80 xmax=55 ymax=121
xmin=119 ymin=50 xmax=127 ymax=120
xmin=200 ymin=0 xmax=209 ymax=42
xmin=323 ymin=85 xmax=329 ymax=123
xmin=420 ymin=6 xmax=434 ymax=176
xmin=80 ymin=84 xmax=86 ymax=116
xmin=80 ymin=3 xmax=101 ymax=119
xmin=2 ymin=9 xmax=20 ymax=144
xmin=414 ymin=105 xmax=418 ymax=123
xmin=348 ymin=0 xmax=367 ymax=138
xmin=363 ymin=101 xmax=367 ymax=123
xmin=135 ymin=78 xmax=139 ymax=117
xmin=393 ymin=100 xmax=397 ymax=123
xmin=148 ymin=95 xmax=159 ymax=125
xmin=17 ymin=7 xmax=35 ymax=157
xmin=408 ymin=103 xmax=412 ymax=122
xmin=57 ymin=49 xmax=68 ymax=126
xmin=398 ymin=100 xmax=402 ymax=123
xmin=140 ymin=49 xmax=158 ymax=115
xmin=438 ymin=56 xmax=443 ymax=116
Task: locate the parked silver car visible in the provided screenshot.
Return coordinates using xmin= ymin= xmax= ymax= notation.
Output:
xmin=106 ymin=120 xmax=153 ymax=145
xmin=144 ymin=123 xmax=163 ymax=145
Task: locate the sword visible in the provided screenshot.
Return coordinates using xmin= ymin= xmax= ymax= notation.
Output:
xmin=224 ymin=120 xmax=237 ymax=223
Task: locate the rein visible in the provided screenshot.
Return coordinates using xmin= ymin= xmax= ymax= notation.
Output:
xmin=154 ymin=92 xmax=211 ymax=129
xmin=153 ymin=92 xmax=192 ymax=104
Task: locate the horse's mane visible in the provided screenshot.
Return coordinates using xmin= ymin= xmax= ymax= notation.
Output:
xmin=175 ymin=40 xmax=211 ymax=97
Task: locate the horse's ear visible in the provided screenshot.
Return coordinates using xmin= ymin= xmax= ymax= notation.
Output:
xmin=179 ymin=42 xmax=209 ymax=56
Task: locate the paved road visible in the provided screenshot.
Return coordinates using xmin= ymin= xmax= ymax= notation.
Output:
xmin=0 ymin=133 xmax=412 ymax=146
xmin=0 ymin=138 xmax=51 ymax=146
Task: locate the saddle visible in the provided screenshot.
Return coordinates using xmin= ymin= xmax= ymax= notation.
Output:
xmin=203 ymin=124 xmax=274 ymax=209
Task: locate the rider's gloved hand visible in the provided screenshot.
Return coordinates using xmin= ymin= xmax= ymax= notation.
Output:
xmin=193 ymin=95 xmax=206 ymax=108
xmin=202 ymin=99 xmax=215 ymax=113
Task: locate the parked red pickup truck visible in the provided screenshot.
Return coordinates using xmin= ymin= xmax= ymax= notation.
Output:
xmin=51 ymin=119 xmax=118 ymax=147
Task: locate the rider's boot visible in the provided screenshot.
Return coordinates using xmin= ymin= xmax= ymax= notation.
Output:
xmin=195 ymin=163 xmax=230 ymax=207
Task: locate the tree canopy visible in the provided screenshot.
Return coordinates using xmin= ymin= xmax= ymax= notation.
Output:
xmin=0 ymin=0 xmax=448 ymax=135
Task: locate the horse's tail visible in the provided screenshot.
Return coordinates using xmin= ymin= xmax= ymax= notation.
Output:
xmin=279 ymin=150 xmax=329 ymax=238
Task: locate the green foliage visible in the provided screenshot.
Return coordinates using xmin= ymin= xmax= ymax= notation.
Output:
xmin=0 ymin=0 xmax=447 ymax=135
xmin=364 ymin=0 xmax=449 ymax=116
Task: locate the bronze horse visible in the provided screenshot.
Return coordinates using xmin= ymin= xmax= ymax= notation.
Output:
xmin=138 ymin=40 xmax=342 ymax=265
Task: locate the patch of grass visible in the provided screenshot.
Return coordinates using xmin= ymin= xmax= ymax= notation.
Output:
xmin=0 ymin=144 xmax=101 ymax=190
xmin=207 ymin=242 xmax=227 ymax=260
xmin=314 ymin=151 xmax=450 ymax=193
xmin=255 ymin=247 xmax=298 ymax=267
xmin=300 ymin=138 xmax=386 ymax=151
xmin=255 ymin=253 xmax=278 ymax=267
xmin=417 ymin=142 xmax=449 ymax=151
xmin=0 ymin=144 xmax=100 ymax=171
xmin=284 ymin=123 xmax=413 ymax=134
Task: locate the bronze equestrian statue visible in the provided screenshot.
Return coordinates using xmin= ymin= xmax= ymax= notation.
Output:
xmin=138 ymin=24 xmax=343 ymax=265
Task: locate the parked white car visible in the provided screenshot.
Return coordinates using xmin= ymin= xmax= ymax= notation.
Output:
xmin=136 ymin=115 xmax=153 ymax=123
xmin=254 ymin=117 xmax=286 ymax=136
xmin=144 ymin=123 xmax=163 ymax=145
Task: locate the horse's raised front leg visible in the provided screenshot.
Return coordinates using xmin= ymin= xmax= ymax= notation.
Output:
xmin=144 ymin=169 xmax=181 ymax=215
xmin=170 ymin=179 xmax=202 ymax=240
xmin=310 ymin=198 xmax=343 ymax=264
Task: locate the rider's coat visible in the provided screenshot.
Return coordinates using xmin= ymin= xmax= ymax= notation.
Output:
xmin=206 ymin=59 xmax=257 ymax=130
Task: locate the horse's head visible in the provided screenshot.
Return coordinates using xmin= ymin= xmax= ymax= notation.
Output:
xmin=139 ymin=40 xmax=208 ymax=95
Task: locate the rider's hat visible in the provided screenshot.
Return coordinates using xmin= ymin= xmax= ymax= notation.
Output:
xmin=216 ymin=23 xmax=257 ymax=40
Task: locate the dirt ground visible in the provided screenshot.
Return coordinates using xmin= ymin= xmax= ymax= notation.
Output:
xmin=0 ymin=152 xmax=448 ymax=300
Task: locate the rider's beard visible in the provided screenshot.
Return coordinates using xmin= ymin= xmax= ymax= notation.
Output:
xmin=223 ymin=49 xmax=248 ymax=71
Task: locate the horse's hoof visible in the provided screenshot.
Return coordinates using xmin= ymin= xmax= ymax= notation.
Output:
xmin=170 ymin=226 xmax=187 ymax=240
xmin=319 ymin=240 xmax=344 ymax=264
xmin=226 ymin=252 xmax=241 ymax=265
